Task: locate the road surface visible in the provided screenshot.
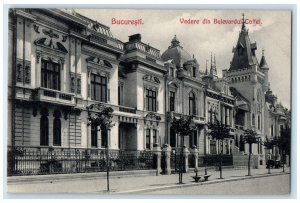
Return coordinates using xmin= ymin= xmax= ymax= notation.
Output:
xmin=141 ymin=174 xmax=290 ymax=195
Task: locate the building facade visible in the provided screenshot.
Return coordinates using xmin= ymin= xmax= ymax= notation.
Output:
xmin=8 ymin=9 xmax=289 ymax=174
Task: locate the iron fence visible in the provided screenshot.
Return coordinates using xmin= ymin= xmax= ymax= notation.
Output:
xmin=198 ymin=154 xmax=233 ymax=169
xmin=7 ymin=146 xmax=155 ymax=176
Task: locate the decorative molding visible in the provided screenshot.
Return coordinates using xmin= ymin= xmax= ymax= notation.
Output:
xmin=70 ymin=73 xmax=76 ymax=93
xmin=144 ymin=112 xmax=161 ymax=126
xmin=42 ymin=28 xmax=59 ymax=39
xmin=70 ymin=73 xmax=81 ymax=94
xmin=77 ymin=77 xmax=81 ymax=94
xmin=24 ymin=64 xmax=31 ymax=84
xmin=33 ymin=24 xmax=40 ymax=33
xmin=16 ymin=63 xmax=23 ymax=82
xmin=34 ymin=38 xmax=68 ymax=54
xmin=62 ymin=35 xmax=68 ymax=42
xmin=143 ymin=74 xmax=160 ymax=84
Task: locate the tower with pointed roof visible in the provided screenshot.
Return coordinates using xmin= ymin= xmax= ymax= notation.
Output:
xmin=225 ymin=13 xmax=267 ymax=157
xmin=259 ymin=49 xmax=270 ymax=92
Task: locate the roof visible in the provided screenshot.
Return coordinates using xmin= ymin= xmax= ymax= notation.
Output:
xmin=229 ymin=21 xmax=260 ymax=71
xmin=230 ymin=87 xmax=250 ymax=111
xmin=161 ymin=35 xmax=192 ymax=67
xmin=259 ymin=50 xmax=269 ymax=69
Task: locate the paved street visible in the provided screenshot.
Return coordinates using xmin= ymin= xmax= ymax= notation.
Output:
xmin=6 ymin=167 xmax=290 ymax=195
xmin=142 ymin=174 xmax=290 ymax=195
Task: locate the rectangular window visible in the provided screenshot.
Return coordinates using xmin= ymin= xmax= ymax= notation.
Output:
xmin=41 ymin=60 xmax=60 ymax=90
xmin=170 ymin=128 xmax=176 ymax=148
xmin=210 ymin=140 xmax=216 ymax=154
xmin=153 ymin=129 xmax=158 ymax=146
xmin=118 ymin=84 xmax=124 ymax=105
xmin=101 ymin=130 xmax=108 ymax=148
xmin=146 ymin=129 xmax=151 ymax=149
xmin=146 ymin=88 xmax=157 ymax=112
xmin=91 ymin=123 xmax=98 ymax=147
xmin=271 ymin=124 xmax=274 ymax=137
xmin=170 ymin=67 xmax=174 ymax=77
xmin=91 ymin=74 xmax=107 ymax=102
xmin=258 ymin=115 xmax=261 ymax=130
xmin=169 ymin=91 xmax=175 ymax=111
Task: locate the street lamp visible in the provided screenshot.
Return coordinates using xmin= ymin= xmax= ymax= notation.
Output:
xmin=172 ymin=149 xmax=177 ymax=173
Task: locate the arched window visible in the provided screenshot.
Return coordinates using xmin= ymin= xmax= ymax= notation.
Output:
xmin=40 ymin=115 xmax=49 ymax=146
xmin=91 ymin=123 xmax=98 ymax=148
xmin=53 ymin=110 xmax=62 ymax=146
xmin=53 ymin=118 xmax=61 ymax=146
xmin=189 ymin=91 xmax=196 ymax=115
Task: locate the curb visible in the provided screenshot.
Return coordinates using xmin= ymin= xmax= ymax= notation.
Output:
xmin=113 ymin=172 xmax=290 ymax=194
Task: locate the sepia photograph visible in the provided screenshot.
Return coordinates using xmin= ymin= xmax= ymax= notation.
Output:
xmin=5 ymin=7 xmax=292 ymax=196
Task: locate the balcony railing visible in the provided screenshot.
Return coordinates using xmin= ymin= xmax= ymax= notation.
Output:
xmin=125 ymin=41 xmax=160 ymax=58
xmin=33 ymin=87 xmax=75 ymax=106
xmin=7 ymin=146 xmax=155 ymax=176
xmin=119 ymin=106 xmax=137 ymax=114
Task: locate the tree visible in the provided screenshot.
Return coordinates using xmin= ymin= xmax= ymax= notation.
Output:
xmin=243 ymin=129 xmax=259 ymax=176
xmin=263 ymin=136 xmax=276 ymax=174
xmin=273 ymin=126 xmax=291 ymax=172
xmin=207 ymin=117 xmax=231 ymax=179
xmin=170 ymin=115 xmax=196 ymax=184
xmin=87 ymin=104 xmax=115 ymax=191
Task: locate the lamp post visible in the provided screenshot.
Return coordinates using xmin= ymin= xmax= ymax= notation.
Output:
xmin=268 ymin=152 xmax=271 ymax=174
xmin=172 ymin=149 xmax=177 ymax=173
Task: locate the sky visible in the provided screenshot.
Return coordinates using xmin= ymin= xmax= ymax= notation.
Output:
xmin=75 ymin=9 xmax=291 ymax=109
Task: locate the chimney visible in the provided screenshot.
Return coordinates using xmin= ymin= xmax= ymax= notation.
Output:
xmin=129 ymin=34 xmax=142 ymax=42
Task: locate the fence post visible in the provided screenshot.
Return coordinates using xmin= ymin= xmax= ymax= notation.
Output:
xmin=162 ymin=144 xmax=172 ymax=175
xmin=191 ymin=145 xmax=198 ymax=169
xmin=285 ymin=155 xmax=289 ymax=167
xmin=153 ymin=143 xmax=161 ymax=176
xmin=183 ymin=146 xmax=190 ymax=173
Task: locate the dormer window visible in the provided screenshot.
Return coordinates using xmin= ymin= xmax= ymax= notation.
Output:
xmin=192 ymin=66 xmax=196 ymax=77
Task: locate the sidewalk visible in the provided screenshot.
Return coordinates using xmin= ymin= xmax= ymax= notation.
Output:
xmin=7 ymin=167 xmax=290 ymax=194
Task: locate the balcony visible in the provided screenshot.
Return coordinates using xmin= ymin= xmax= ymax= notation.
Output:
xmin=168 ymin=111 xmax=205 ymax=124
xmin=33 ymin=87 xmax=75 ymax=106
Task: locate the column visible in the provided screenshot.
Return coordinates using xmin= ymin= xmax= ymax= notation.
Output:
xmin=153 ymin=144 xmax=162 ymax=176
xmin=162 ymin=144 xmax=172 ymax=174
xmin=226 ymin=108 xmax=230 ymax=126
xmin=230 ymin=108 xmax=234 ymax=127
xmin=222 ymin=106 xmax=226 ymax=124
xmin=191 ymin=146 xmax=199 ymax=169
xmin=183 ymin=146 xmax=190 ymax=173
